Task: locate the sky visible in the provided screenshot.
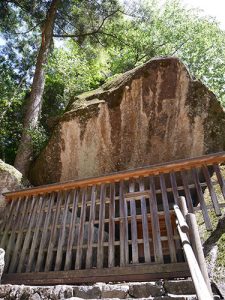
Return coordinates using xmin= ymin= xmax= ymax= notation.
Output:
xmin=181 ymin=0 xmax=225 ymax=29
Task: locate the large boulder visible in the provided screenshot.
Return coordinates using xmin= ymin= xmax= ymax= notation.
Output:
xmin=30 ymin=57 xmax=225 ymax=185
xmin=0 ymin=160 xmax=23 ymax=213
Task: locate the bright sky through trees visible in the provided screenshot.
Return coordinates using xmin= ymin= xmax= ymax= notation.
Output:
xmin=181 ymin=0 xmax=225 ymax=29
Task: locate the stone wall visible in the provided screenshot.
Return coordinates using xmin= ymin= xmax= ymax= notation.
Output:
xmin=30 ymin=57 xmax=225 ymax=185
xmin=0 ymin=279 xmax=220 ymax=300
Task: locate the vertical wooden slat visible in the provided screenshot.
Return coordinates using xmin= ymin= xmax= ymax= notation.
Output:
xmin=180 ymin=170 xmax=194 ymax=213
xmin=202 ymin=165 xmax=221 ymax=216
xmin=54 ymin=190 xmax=71 ymax=271
xmin=35 ymin=193 xmax=55 ymax=272
xmin=139 ymin=179 xmax=151 ymax=263
xmin=86 ymin=186 xmax=96 ymax=269
xmin=159 ymin=174 xmax=177 ymax=263
xmin=192 ymin=169 xmax=212 ymax=230
xmin=124 ymin=182 xmax=129 ymax=265
xmin=0 ymin=200 xmax=14 ymax=237
xmin=97 ymin=184 xmax=106 ymax=268
xmin=25 ymin=196 xmax=46 ymax=273
xmin=0 ymin=199 xmax=20 ymax=250
xmin=75 ymin=188 xmax=87 ymax=269
xmin=44 ymin=191 xmax=63 ymax=272
xmin=149 ymin=176 xmax=163 ymax=263
xmin=170 ymin=172 xmax=179 ymax=204
xmin=129 ymin=181 xmax=139 ymax=264
xmin=213 ymin=163 xmax=225 ymax=200
xmin=108 ymin=183 xmax=115 ymax=268
xmin=16 ymin=196 xmax=41 ymax=273
xmin=5 ymin=198 xmax=25 ymax=270
xmin=8 ymin=196 xmax=35 ymax=273
xmin=64 ymin=190 xmax=79 ymax=271
xmin=119 ymin=180 xmax=125 ymax=267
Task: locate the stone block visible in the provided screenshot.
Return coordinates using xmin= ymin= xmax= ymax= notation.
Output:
xmin=164 ymin=280 xmax=196 ymax=295
xmin=101 ymin=284 xmax=129 ymax=298
xmin=73 ymin=285 xmax=101 ymax=299
xmin=129 ymin=281 xmax=164 ymax=298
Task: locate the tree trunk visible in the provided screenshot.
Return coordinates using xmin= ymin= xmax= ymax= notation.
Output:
xmin=14 ymin=0 xmax=60 ymax=176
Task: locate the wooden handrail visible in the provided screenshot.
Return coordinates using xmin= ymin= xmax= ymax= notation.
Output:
xmin=177 ymin=225 xmax=212 ymax=300
xmin=4 ymin=152 xmax=225 ymax=199
xmin=174 ymin=204 xmax=189 ymax=233
xmin=174 ymin=201 xmax=213 ymax=300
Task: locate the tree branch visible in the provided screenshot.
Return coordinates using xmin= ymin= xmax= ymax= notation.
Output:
xmin=14 ymin=22 xmax=42 ymax=35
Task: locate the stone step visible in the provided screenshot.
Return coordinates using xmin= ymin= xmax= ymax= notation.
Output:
xmin=0 ymin=280 xmax=221 ymax=300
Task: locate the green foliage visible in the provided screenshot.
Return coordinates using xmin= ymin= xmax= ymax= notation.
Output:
xmin=27 ymin=124 xmax=48 ymax=158
xmin=104 ymin=0 xmax=225 ymax=103
xmin=1 ymin=0 xmax=225 ymax=164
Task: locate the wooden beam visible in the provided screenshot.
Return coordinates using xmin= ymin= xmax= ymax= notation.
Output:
xmin=2 ymin=263 xmax=190 ymax=285
xmin=4 ymin=152 xmax=225 ymax=199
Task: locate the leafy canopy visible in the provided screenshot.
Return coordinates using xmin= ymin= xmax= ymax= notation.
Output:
xmin=1 ymin=0 xmax=225 ymax=164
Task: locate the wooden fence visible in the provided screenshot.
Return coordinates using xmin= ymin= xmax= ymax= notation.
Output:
xmin=1 ymin=152 xmax=225 ymax=285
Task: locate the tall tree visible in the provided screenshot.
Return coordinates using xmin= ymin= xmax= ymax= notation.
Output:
xmin=14 ymin=0 xmax=59 ymax=175
xmin=1 ymin=0 xmax=121 ymax=175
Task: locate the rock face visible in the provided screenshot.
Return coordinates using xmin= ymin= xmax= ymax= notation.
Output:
xmin=30 ymin=57 xmax=225 ymax=185
xmin=0 ymin=160 xmax=23 ymax=214
xmin=0 ymin=160 xmax=23 ymax=194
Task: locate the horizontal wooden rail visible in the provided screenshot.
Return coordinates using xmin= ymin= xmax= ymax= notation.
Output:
xmin=4 ymin=152 xmax=225 ymax=199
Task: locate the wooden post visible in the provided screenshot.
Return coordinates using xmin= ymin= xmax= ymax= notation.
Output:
xmin=186 ymin=213 xmax=213 ymax=296
xmin=177 ymin=225 xmax=213 ymax=300
xmin=177 ymin=196 xmax=188 ymax=217
xmin=173 ymin=204 xmax=189 ymax=233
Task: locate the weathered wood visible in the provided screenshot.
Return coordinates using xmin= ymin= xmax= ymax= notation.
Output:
xmin=129 ymin=181 xmax=139 ymax=264
xmin=160 ymin=174 xmax=177 ymax=262
xmin=186 ymin=213 xmax=212 ymax=296
xmin=202 ymin=165 xmax=221 ymax=216
xmin=177 ymin=225 xmax=213 ymax=300
xmin=0 ymin=199 xmax=20 ymax=250
xmin=55 ymin=191 xmax=71 ymax=271
xmin=170 ymin=172 xmax=179 ymax=204
xmin=180 ymin=171 xmax=194 ymax=213
xmin=35 ymin=193 xmax=55 ymax=272
xmin=2 ymin=262 xmax=190 ymax=285
xmin=192 ymin=169 xmax=212 ymax=230
xmin=177 ymin=196 xmax=188 ymax=217
xmin=97 ymin=184 xmax=106 ymax=268
xmin=64 ymin=190 xmax=79 ymax=271
xmin=1 ymin=153 xmax=225 ymax=285
xmin=75 ymin=188 xmax=87 ymax=269
xmin=174 ymin=204 xmax=189 ymax=233
xmin=119 ymin=181 xmax=126 ymax=267
xmin=139 ymin=179 xmax=151 ymax=263
xmin=123 ymin=182 xmax=129 ymax=265
xmin=108 ymin=183 xmax=115 ymax=268
xmin=86 ymin=186 xmax=97 ymax=269
xmin=24 ymin=196 xmax=46 ymax=273
xmin=8 ymin=196 xmax=35 ymax=273
xmin=4 ymin=152 xmax=225 ymax=199
xmin=149 ymin=177 xmax=163 ymax=263
xmin=16 ymin=197 xmax=41 ymax=273
xmin=44 ymin=191 xmax=63 ymax=272
xmin=5 ymin=199 xmax=25 ymax=271
xmin=0 ymin=200 xmax=14 ymax=236
xmin=213 ymin=163 xmax=225 ymax=200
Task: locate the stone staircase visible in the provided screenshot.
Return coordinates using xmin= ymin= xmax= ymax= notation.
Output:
xmin=0 ymin=279 xmax=222 ymax=300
